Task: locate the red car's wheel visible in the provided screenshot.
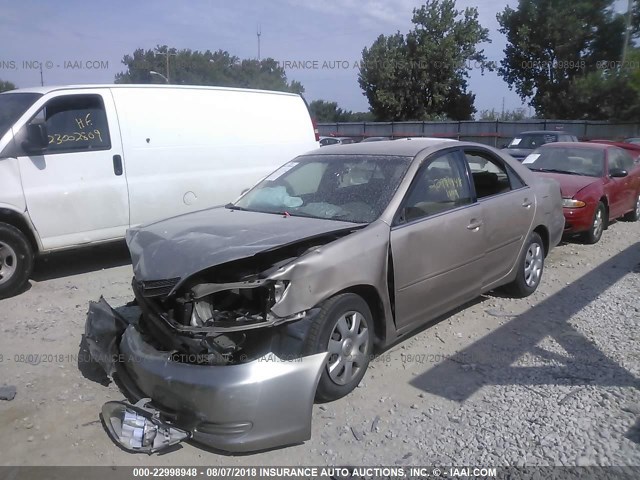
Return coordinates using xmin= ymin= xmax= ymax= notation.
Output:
xmin=582 ymin=202 xmax=606 ymax=244
xmin=623 ymin=193 xmax=640 ymax=222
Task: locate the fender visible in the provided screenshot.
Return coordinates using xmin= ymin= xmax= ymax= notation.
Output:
xmin=0 ymin=205 xmax=44 ymax=253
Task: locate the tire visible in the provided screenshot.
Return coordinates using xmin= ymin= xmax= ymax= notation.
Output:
xmin=0 ymin=223 xmax=34 ymax=299
xmin=582 ymin=202 xmax=606 ymax=244
xmin=302 ymin=293 xmax=373 ymax=402
xmin=504 ymin=231 xmax=545 ymax=298
xmin=623 ymin=193 xmax=640 ymax=222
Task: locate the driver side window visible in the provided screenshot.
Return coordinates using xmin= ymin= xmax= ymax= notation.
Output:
xmin=401 ymin=151 xmax=472 ymax=223
xmin=25 ymin=94 xmax=111 ymax=155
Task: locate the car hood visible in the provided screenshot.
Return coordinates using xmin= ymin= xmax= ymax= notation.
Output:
xmin=502 ymin=148 xmax=533 ymax=160
xmin=126 ymin=207 xmax=364 ymax=282
xmin=532 ymin=172 xmax=601 ymax=198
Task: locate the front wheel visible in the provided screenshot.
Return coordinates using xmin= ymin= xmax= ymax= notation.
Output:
xmin=504 ymin=231 xmax=545 ymax=298
xmin=623 ymin=193 xmax=640 ymax=222
xmin=0 ymin=223 xmax=34 ymax=299
xmin=582 ymin=202 xmax=606 ymax=244
xmin=302 ymin=293 xmax=373 ymax=402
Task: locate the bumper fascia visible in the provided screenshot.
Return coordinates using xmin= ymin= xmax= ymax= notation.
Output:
xmin=85 ymin=298 xmax=328 ymax=453
xmin=562 ymin=204 xmax=595 ymax=234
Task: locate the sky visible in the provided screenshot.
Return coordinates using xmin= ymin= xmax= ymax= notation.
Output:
xmin=0 ymin=0 xmax=628 ymax=115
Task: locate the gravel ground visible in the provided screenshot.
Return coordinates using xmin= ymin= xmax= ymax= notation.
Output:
xmin=0 ymin=220 xmax=638 ymax=467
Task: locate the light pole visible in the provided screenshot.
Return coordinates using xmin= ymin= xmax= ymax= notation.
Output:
xmin=622 ymin=0 xmax=633 ymax=64
xmin=154 ymin=48 xmax=177 ymax=83
xmin=149 ymin=70 xmax=169 ymax=83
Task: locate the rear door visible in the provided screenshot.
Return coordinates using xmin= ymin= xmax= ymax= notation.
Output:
xmin=463 ymin=148 xmax=535 ymax=288
xmin=15 ymin=90 xmax=129 ymax=250
xmin=390 ymin=149 xmax=485 ymax=330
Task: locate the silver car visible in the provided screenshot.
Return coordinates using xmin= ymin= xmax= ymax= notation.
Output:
xmin=86 ymin=139 xmax=564 ymax=454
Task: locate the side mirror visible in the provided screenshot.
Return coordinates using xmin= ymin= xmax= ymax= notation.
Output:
xmin=609 ymin=168 xmax=628 ymax=178
xmin=500 ymin=143 xmax=508 ymax=149
xmin=22 ymin=122 xmax=48 ymax=154
xmin=240 ymin=188 xmax=250 ymax=196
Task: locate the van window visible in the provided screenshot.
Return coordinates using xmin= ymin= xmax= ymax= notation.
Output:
xmin=0 ymin=92 xmax=42 ymax=139
xmin=30 ymin=94 xmax=111 ymax=154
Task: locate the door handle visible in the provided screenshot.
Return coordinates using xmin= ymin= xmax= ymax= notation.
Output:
xmin=113 ymin=155 xmax=123 ymax=176
xmin=467 ymin=220 xmax=483 ymax=231
xmin=522 ymin=199 xmax=532 ymax=208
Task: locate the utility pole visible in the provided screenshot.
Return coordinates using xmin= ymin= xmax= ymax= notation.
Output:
xmin=257 ymin=24 xmax=261 ymax=61
xmin=39 ymin=63 xmax=44 ymax=86
xmin=622 ymin=0 xmax=633 ymax=64
xmin=155 ymin=48 xmax=177 ymax=83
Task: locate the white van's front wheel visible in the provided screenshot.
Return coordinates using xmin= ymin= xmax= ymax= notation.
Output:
xmin=0 ymin=223 xmax=34 ymax=299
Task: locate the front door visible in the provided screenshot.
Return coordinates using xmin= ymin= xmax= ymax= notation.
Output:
xmin=15 ymin=90 xmax=129 ymax=250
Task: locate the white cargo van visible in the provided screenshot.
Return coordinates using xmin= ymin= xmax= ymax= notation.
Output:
xmin=0 ymin=84 xmax=319 ymax=297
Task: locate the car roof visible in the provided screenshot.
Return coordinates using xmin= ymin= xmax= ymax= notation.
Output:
xmin=1 ymin=84 xmax=300 ymax=97
xmin=518 ymin=130 xmax=570 ymax=135
xmin=541 ymin=142 xmax=609 ymax=150
xmin=304 ymin=138 xmax=458 ymax=157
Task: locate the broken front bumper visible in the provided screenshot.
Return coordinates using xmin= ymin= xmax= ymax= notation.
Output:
xmin=85 ymin=298 xmax=328 ymax=453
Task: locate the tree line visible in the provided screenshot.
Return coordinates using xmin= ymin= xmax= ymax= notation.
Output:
xmin=3 ymin=0 xmax=640 ymax=121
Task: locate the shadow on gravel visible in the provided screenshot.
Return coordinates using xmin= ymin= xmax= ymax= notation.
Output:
xmin=627 ymin=419 xmax=640 ymax=444
xmin=31 ymin=240 xmax=131 ymax=282
xmin=411 ymin=242 xmax=640 ymax=401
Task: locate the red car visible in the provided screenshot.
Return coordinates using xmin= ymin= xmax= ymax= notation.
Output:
xmin=523 ymin=142 xmax=640 ymax=243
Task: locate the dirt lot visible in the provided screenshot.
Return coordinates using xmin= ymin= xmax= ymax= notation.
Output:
xmin=0 ymin=221 xmax=639 ymax=467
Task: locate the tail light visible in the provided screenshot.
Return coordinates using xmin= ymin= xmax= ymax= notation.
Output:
xmin=312 ymin=118 xmax=319 ymax=142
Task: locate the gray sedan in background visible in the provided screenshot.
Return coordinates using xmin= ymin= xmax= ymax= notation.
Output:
xmin=86 ymin=139 xmax=564 ymax=454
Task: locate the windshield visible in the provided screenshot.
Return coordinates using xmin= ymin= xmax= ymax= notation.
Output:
xmin=508 ymin=133 xmax=557 ymax=149
xmin=232 ymin=155 xmax=412 ymax=223
xmin=523 ymin=147 xmax=604 ymax=177
xmin=0 ymin=93 xmax=42 ymax=138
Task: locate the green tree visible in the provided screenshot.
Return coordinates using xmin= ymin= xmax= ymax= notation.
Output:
xmin=309 ymin=100 xmax=352 ymax=122
xmin=573 ymin=70 xmax=640 ymax=120
xmin=497 ymin=0 xmax=630 ymax=118
xmin=115 ymin=46 xmax=304 ymax=94
xmin=309 ymin=100 xmax=375 ymax=122
xmin=478 ymin=107 xmax=530 ymax=121
xmin=347 ymin=111 xmax=375 ymax=122
xmin=358 ymin=0 xmax=491 ymax=121
xmin=0 ymin=80 xmax=16 ymax=93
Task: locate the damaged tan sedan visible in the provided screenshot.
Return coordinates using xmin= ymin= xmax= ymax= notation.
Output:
xmin=85 ymin=139 xmax=564 ymax=453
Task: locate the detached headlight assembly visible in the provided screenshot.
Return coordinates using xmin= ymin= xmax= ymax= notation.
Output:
xmin=562 ymin=198 xmax=586 ymax=208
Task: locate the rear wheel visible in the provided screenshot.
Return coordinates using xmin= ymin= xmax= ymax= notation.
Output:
xmin=0 ymin=223 xmax=34 ymax=299
xmin=582 ymin=202 xmax=606 ymax=244
xmin=623 ymin=193 xmax=640 ymax=222
xmin=302 ymin=293 xmax=373 ymax=402
xmin=504 ymin=232 xmax=544 ymax=298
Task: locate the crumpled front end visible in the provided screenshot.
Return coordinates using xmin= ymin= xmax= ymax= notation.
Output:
xmin=85 ymin=213 xmax=377 ymax=453
xmin=85 ymin=298 xmax=328 ymax=453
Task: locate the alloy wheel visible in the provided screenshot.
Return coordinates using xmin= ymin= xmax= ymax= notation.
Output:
xmin=524 ymin=242 xmax=543 ymax=288
xmin=326 ymin=311 xmax=370 ymax=386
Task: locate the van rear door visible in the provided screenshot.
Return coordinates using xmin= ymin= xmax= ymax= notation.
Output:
xmin=15 ymin=89 xmax=129 ymax=250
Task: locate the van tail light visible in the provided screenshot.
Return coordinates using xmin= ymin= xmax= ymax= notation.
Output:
xmin=312 ymin=118 xmax=320 ymax=142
